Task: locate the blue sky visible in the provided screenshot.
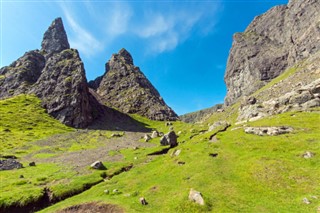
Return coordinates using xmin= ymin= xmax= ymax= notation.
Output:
xmin=1 ymin=0 xmax=288 ymax=115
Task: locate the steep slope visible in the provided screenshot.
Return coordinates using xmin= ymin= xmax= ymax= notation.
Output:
xmin=224 ymin=0 xmax=320 ymax=105
xmin=179 ymin=103 xmax=223 ymax=123
xmin=0 ymin=18 xmax=93 ymax=128
xmin=89 ymin=48 xmax=178 ymax=121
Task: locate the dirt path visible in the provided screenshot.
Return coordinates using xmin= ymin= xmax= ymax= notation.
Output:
xmin=23 ymin=131 xmax=155 ymax=173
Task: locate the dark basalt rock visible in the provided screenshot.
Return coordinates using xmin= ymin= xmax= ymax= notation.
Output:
xmin=41 ymin=17 xmax=70 ymax=58
xmin=0 ymin=50 xmax=45 ymax=99
xmin=29 ymin=49 xmax=93 ymax=128
xmin=89 ymin=48 xmax=178 ymax=121
xmin=224 ymin=0 xmax=320 ymax=106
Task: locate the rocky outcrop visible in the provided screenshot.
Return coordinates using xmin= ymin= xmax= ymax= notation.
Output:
xmin=29 ymin=49 xmax=93 ymax=127
xmin=244 ymin=126 xmax=293 ymax=136
xmin=41 ymin=17 xmax=70 ymax=58
xmin=224 ymin=0 xmax=320 ymax=106
xmin=0 ymin=17 xmax=93 ymax=128
xmin=89 ymin=48 xmax=178 ymax=121
xmin=180 ymin=104 xmax=223 ymax=123
xmin=237 ymin=52 xmax=320 ymax=123
xmin=0 ymin=51 xmax=45 ymax=98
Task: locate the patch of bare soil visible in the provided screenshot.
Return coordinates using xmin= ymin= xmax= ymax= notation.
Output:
xmin=56 ymin=202 xmax=124 ymax=213
xmin=24 ymin=131 xmax=155 ymax=173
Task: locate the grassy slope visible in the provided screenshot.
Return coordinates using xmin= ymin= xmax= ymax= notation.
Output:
xmin=41 ymin=109 xmax=320 ymax=213
xmin=1 ymin=66 xmax=319 ymax=212
xmin=0 ymin=95 xmax=73 ymax=155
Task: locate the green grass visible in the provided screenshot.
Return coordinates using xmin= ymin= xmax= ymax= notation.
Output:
xmin=0 ymin=95 xmax=73 ymax=156
xmin=1 ymin=91 xmax=319 ymax=212
xmin=40 ymin=110 xmax=320 ymax=213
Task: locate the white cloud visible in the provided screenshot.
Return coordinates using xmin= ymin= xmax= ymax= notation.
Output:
xmin=133 ymin=3 xmax=220 ymax=54
xmin=105 ymin=3 xmax=132 ymax=37
xmin=61 ymin=5 xmax=103 ymax=57
xmin=136 ymin=14 xmax=172 ymax=38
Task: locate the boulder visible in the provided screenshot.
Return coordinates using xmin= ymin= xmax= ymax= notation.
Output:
xmin=244 ymin=126 xmax=293 ymax=136
xmin=188 ymin=189 xmax=205 ymax=205
xmin=0 ymin=159 xmax=23 ymax=170
xmin=160 ymin=131 xmax=178 ymax=147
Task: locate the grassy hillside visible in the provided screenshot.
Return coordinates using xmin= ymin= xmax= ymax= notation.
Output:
xmin=1 ymin=64 xmax=319 ymax=213
xmin=40 ymin=109 xmax=320 ymax=213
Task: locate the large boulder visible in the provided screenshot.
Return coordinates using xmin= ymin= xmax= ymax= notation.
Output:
xmin=160 ymin=131 xmax=178 ymax=147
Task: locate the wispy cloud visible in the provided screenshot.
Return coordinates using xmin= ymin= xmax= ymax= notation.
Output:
xmin=133 ymin=3 xmax=221 ymax=54
xmin=105 ymin=3 xmax=132 ymax=37
xmin=60 ymin=4 xmax=103 ymax=57
xmin=57 ymin=1 xmax=221 ymax=57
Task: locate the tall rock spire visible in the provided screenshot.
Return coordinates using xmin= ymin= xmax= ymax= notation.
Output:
xmin=89 ymin=48 xmax=179 ymax=121
xmin=41 ymin=17 xmax=70 ymax=57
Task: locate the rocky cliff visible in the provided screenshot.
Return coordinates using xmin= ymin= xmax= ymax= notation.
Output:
xmin=224 ymin=0 xmax=320 ymax=106
xmin=89 ymin=48 xmax=178 ymax=121
xmin=0 ymin=18 xmax=93 ymax=128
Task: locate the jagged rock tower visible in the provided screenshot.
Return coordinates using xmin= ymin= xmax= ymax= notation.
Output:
xmin=0 ymin=18 xmax=93 ymax=127
xmin=224 ymin=0 xmax=320 ymax=106
xmin=89 ymin=48 xmax=178 ymax=121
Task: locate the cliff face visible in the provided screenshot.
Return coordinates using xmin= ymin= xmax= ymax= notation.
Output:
xmin=0 ymin=18 xmax=93 ymax=128
xmin=224 ymin=0 xmax=320 ymax=106
xmin=89 ymin=48 xmax=179 ymax=121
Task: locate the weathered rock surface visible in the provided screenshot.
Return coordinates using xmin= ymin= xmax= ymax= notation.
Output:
xmin=90 ymin=161 xmax=105 ymax=170
xmin=160 ymin=131 xmax=178 ymax=147
xmin=41 ymin=17 xmax=70 ymax=58
xmin=180 ymin=104 xmax=223 ymax=123
xmin=29 ymin=49 xmax=93 ymax=128
xmin=0 ymin=51 xmax=45 ymax=98
xmin=0 ymin=159 xmax=23 ymax=170
xmin=89 ymin=48 xmax=178 ymax=121
xmin=188 ymin=188 xmax=205 ymax=205
xmin=0 ymin=17 xmax=95 ymax=128
xmin=225 ymin=0 xmax=320 ymax=106
xmin=244 ymin=126 xmax=293 ymax=136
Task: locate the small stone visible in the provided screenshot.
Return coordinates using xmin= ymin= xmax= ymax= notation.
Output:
xmin=133 ymin=147 xmax=139 ymax=150
xmin=166 ymin=122 xmax=172 ymax=126
xmin=111 ymin=133 xmax=122 ymax=138
xmin=171 ymin=149 xmax=181 ymax=157
xmin=303 ymin=197 xmax=311 ymax=204
xmin=151 ymin=131 xmax=159 ymax=138
xmin=189 ymin=188 xmax=205 ymax=205
xmin=303 ymin=151 xmax=314 ymax=159
xmin=29 ymin=162 xmax=36 ymax=166
xmin=177 ymin=161 xmax=185 ymax=165
xmin=113 ymin=189 xmax=119 ymax=193
xmin=104 ymin=189 xmax=109 ymax=194
xmin=139 ymin=197 xmax=148 ymax=205
xmin=90 ymin=161 xmax=105 ymax=170
xmin=144 ymin=134 xmax=151 ymax=142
